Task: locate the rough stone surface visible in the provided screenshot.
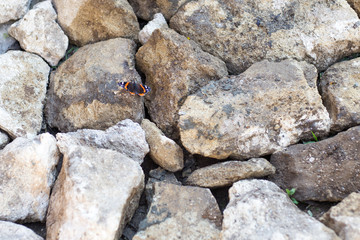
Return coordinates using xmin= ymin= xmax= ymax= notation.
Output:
xmin=186 ymin=158 xmax=276 ymax=188
xmin=128 ymin=0 xmax=192 ymax=21
xmin=141 ymin=119 xmax=183 ymax=172
xmin=0 ymin=0 xmax=30 ymax=24
xmin=0 ymin=133 xmax=59 ymax=222
xmin=0 ymin=221 xmax=43 ymax=240
xmin=45 ymin=38 xmax=144 ymax=132
xmin=133 ymin=182 xmax=222 ymax=240
xmin=319 ymin=57 xmax=360 ymax=132
xmin=139 ymin=13 xmax=168 ymax=45
xmin=347 ymin=0 xmax=360 ymax=16
xmin=170 ymin=0 xmax=360 ymax=74
xmin=221 ymin=179 xmax=340 ymax=240
xmin=46 ymin=145 xmax=144 ymax=240
xmin=56 ymin=119 xmax=149 ymax=165
xmin=179 ymin=59 xmax=330 ymax=159
xmin=136 ymin=28 xmax=228 ymax=138
xmin=0 ymin=22 xmax=16 ymax=54
xmin=269 ymin=126 xmax=360 ymax=202
xmin=53 ymin=0 xmax=139 ymax=46
xmin=0 ymin=131 xmax=9 ymax=149
xmin=0 ymin=51 xmax=50 ymax=138
xmin=320 ymin=192 xmax=360 ymax=240
xmin=8 ymin=0 xmax=68 ymax=66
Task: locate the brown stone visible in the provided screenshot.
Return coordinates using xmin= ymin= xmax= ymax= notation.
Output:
xmin=179 ymin=60 xmax=330 ymax=159
xmin=319 ymin=57 xmax=360 ymax=132
xmin=170 ymin=0 xmax=360 ymax=74
xmin=45 ymin=38 xmax=144 ymax=132
xmin=186 ymin=158 xmax=276 ymax=188
xmin=53 ymin=0 xmax=139 ymax=46
xmin=136 ymin=28 xmax=227 ymax=138
xmin=269 ymin=126 xmax=360 ymax=202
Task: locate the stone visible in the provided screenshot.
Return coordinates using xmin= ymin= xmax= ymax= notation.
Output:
xmin=347 ymin=0 xmax=360 ymax=16
xmin=139 ymin=13 xmax=168 ymax=45
xmin=269 ymin=126 xmax=360 ymax=202
xmin=0 ymin=51 xmax=50 ymax=138
xmin=186 ymin=158 xmax=276 ymax=188
xmin=221 ymin=179 xmax=340 ymax=240
xmin=56 ymin=119 xmax=149 ymax=165
xmin=0 ymin=22 xmax=16 ymax=54
xmin=53 ymin=0 xmax=139 ymax=46
xmin=179 ymin=60 xmax=330 ymax=159
xmin=46 ymin=145 xmax=144 ymax=240
xmin=0 ymin=221 xmax=43 ymax=240
xmin=320 ymin=192 xmax=360 ymax=240
xmin=45 ymin=38 xmax=145 ymax=132
xmin=141 ymin=119 xmax=184 ymax=172
xmin=0 ymin=0 xmax=30 ymax=24
xmin=170 ymin=0 xmax=360 ymax=74
xmin=0 ymin=131 xmax=9 ymax=149
xmin=8 ymin=0 xmax=68 ymax=66
xmin=133 ymin=182 xmax=222 ymax=240
xmin=0 ymin=133 xmax=59 ymax=222
xmin=128 ymin=0 xmax=192 ymax=21
xmin=136 ymin=28 xmax=227 ymax=138
xmin=319 ymin=57 xmax=360 ymax=132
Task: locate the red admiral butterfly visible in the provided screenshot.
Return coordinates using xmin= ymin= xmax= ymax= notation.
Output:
xmin=118 ymin=82 xmax=151 ymax=96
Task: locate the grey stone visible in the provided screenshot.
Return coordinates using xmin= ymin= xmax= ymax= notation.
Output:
xmin=0 ymin=22 xmax=16 ymax=54
xmin=0 ymin=133 xmax=59 ymax=222
xmin=0 ymin=51 xmax=50 ymax=138
xmin=139 ymin=13 xmax=168 ymax=45
xmin=46 ymin=145 xmax=144 ymax=240
xmin=0 ymin=131 xmax=9 ymax=149
xmin=269 ymin=126 xmax=360 ymax=202
xmin=221 ymin=179 xmax=340 ymax=240
xmin=0 ymin=221 xmax=43 ymax=240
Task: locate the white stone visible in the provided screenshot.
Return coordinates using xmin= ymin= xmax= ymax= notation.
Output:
xmin=139 ymin=13 xmax=168 ymax=45
xmin=0 ymin=0 xmax=31 ymax=24
xmin=0 ymin=51 xmax=50 ymax=138
xmin=9 ymin=0 xmax=68 ymax=66
xmin=0 ymin=133 xmax=60 ymax=222
xmin=46 ymin=145 xmax=145 ymax=240
xmin=0 ymin=221 xmax=43 ymax=240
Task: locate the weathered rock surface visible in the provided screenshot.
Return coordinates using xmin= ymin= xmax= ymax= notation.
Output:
xmin=46 ymin=145 xmax=144 ymax=240
xmin=179 ymin=60 xmax=330 ymax=159
xmin=139 ymin=13 xmax=168 ymax=45
xmin=9 ymin=0 xmax=68 ymax=66
xmin=320 ymin=192 xmax=360 ymax=240
xmin=0 ymin=51 xmax=50 ymax=138
xmin=128 ymin=0 xmax=191 ymax=21
xmin=0 ymin=221 xmax=43 ymax=240
xmin=141 ymin=119 xmax=183 ymax=172
xmin=0 ymin=133 xmax=59 ymax=222
xmin=56 ymin=119 xmax=149 ymax=165
xmin=0 ymin=131 xmax=9 ymax=149
xmin=0 ymin=0 xmax=30 ymax=24
xmin=133 ymin=182 xmax=222 ymax=240
xmin=269 ymin=126 xmax=360 ymax=202
xmin=53 ymin=0 xmax=139 ymax=46
xmin=319 ymin=57 xmax=360 ymax=132
xmin=0 ymin=22 xmax=16 ymax=54
xmin=347 ymin=0 xmax=360 ymax=16
xmin=136 ymin=28 xmax=227 ymax=138
xmin=186 ymin=158 xmax=276 ymax=188
xmin=221 ymin=179 xmax=340 ymax=240
xmin=45 ymin=38 xmax=144 ymax=132
xmin=170 ymin=0 xmax=360 ymax=74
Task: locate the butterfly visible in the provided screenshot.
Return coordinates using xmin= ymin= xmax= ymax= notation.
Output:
xmin=117 ymin=82 xmax=151 ymax=96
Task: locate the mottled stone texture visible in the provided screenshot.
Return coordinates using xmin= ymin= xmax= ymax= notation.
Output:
xmin=269 ymin=126 xmax=360 ymax=202
xmin=136 ymin=28 xmax=227 ymax=138
xmin=53 ymin=0 xmax=139 ymax=46
xmin=0 ymin=0 xmax=30 ymax=24
xmin=179 ymin=60 xmax=330 ymax=159
xmin=45 ymin=38 xmax=144 ymax=132
xmin=319 ymin=57 xmax=360 ymax=132
xmin=171 ymin=0 xmax=360 ymax=74
xmin=221 ymin=180 xmax=340 ymax=240
xmin=0 ymin=221 xmax=43 ymax=240
xmin=139 ymin=13 xmax=168 ymax=45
